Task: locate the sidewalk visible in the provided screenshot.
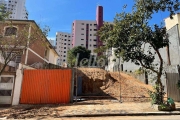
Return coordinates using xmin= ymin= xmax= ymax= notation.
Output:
xmin=56 ymin=100 xmax=180 ymax=117
xmin=0 ymin=100 xmax=180 ymax=119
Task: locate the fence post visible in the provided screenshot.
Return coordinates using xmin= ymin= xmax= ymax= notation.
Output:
xmin=70 ymin=68 xmax=74 ymax=103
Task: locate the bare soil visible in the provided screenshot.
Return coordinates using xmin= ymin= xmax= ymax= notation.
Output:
xmin=107 ymin=72 xmax=153 ymax=102
xmin=77 ymin=68 xmax=153 ymax=102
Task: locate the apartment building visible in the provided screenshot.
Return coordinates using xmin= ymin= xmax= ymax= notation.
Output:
xmin=56 ymin=32 xmax=72 ymax=66
xmin=72 ymin=6 xmax=104 ymax=55
xmin=0 ymin=0 xmax=28 ymax=20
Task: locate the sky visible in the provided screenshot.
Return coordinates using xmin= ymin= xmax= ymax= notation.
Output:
xmin=26 ymin=0 xmax=173 ymax=41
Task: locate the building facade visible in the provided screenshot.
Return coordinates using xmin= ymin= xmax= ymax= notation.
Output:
xmin=0 ymin=0 xmax=28 ymax=20
xmin=72 ymin=6 xmax=104 ymax=55
xmin=0 ymin=20 xmax=59 ymax=71
xmin=164 ymin=13 xmax=180 ymax=67
xmin=56 ymin=32 xmax=72 ymax=66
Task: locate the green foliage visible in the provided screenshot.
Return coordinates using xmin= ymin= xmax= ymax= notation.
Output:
xmin=98 ymin=0 xmax=179 ymax=105
xmin=148 ymin=84 xmax=166 ymax=105
xmin=67 ymin=46 xmax=91 ymax=67
xmin=0 ymin=4 xmax=9 ymax=21
xmin=37 ymin=24 xmax=50 ymax=37
xmin=177 ymin=80 xmax=180 ymax=89
xmin=134 ymin=68 xmax=144 ymax=75
xmin=112 ymin=59 xmax=116 ymax=62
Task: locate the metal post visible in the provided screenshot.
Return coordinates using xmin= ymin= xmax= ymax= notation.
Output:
xmin=76 ymin=67 xmax=78 ymax=103
xmin=119 ymin=55 xmax=122 ymax=103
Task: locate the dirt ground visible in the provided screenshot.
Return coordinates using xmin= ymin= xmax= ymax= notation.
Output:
xmin=107 ymin=72 xmax=153 ymax=102
xmin=0 ymin=101 xmax=153 ymax=119
xmin=77 ymin=68 xmax=153 ymax=102
xmin=1 ymin=100 xmax=180 ymax=119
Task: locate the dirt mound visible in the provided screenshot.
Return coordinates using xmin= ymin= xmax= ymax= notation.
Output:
xmin=107 ymin=72 xmax=153 ymax=102
xmin=76 ymin=68 xmax=153 ymax=102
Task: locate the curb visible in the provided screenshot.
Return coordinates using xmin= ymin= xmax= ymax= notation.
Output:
xmin=61 ymin=112 xmax=180 ymax=117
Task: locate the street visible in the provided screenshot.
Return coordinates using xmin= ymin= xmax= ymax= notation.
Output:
xmin=46 ymin=115 xmax=180 ymax=120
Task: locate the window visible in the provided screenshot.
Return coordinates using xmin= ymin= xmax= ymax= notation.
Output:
xmin=90 ymin=44 xmax=91 ymax=47
xmin=94 ymin=29 xmax=97 ymax=31
xmin=4 ymin=27 xmax=17 ymax=36
xmin=90 ymin=24 xmax=92 ymax=26
xmin=65 ymin=35 xmax=67 ymax=37
xmin=81 ymin=44 xmax=84 ymax=46
xmin=81 ymin=39 xmax=84 ymax=40
xmin=90 ymin=29 xmax=92 ymax=31
xmin=64 ymin=47 xmax=66 ymax=49
xmin=63 ymin=59 xmax=65 ymax=62
xmin=64 ymin=39 xmax=67 ymax=41
xmin=64 ymin=55 xmax=66 ymax=57
xmin=94 ymin=24 xmax=97 ymax=26
xmin=64 ymin=43 xmax=66 ymax=45
xmin=68 ymin=44 xmax=70 ymax=45
xmin=90 ymin=34 xmax=92 ymax=36
xmin=81 ymin=33 xmax=84 ymax=35
xmin=81 ymin=28 xmax=84 ymax=30
xmin=81 ymin=23 xmax=84 ymax=25
xmin=94 ymin=39 xmax=97 ymax=41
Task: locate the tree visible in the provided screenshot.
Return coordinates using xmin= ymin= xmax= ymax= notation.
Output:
xmin=0 ymin=10 xmax=50 ymax=75
xmin=67 ymin=46 xmax=91 ymax=67
xmin=97 ymin=0 xmax=180 ymax=105
xmin=0 ymin=5 xmax=9 ymax=21
xmin=38 ymin=24 xmax=50 ymax=37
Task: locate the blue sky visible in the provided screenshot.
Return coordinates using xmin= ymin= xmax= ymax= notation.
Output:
xmin=26 ymin=0 xmax=173 ymax=41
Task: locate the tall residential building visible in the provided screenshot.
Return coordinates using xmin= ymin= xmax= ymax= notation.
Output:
xmin=0 ymin=0 xmax=28 ymax=20
xmin=56 ymin=32 xmax=72 ymax=66
xmin=72 ymin=6 xmax=104 ymax=55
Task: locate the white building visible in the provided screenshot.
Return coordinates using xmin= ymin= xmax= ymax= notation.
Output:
xmin=72 ymin=6 xmax=104 ymax=56
xmin=56 ymin=32 xmax=72 ymax=66
xmin=0 ymin=0 xmax=28 ymax=20
xmin=72 ymin=20 xmax=98 ymax=55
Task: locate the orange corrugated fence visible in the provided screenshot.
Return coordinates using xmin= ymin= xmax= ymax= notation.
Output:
xmin=20 ymin=69 xmax=72 ymax=104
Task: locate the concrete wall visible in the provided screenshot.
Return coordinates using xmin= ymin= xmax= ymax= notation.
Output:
xmin=48 ymin=48 xmax=58 ymax=64
xmin=165 ymin=13 xmax=180 ymax=30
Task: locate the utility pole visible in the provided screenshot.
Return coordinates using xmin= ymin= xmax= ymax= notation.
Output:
xmin=118 ymin=53 xmax=122 ymax=103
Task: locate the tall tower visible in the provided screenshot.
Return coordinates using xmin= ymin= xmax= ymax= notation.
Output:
xmin=0 ymin=0 xmax=28 ymax=20
xmin=96 ymin=6 xmax=103 ymax=48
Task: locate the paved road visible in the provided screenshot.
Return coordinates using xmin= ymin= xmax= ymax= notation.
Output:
xmin=44 ymin=115 xmax=180 ymax=120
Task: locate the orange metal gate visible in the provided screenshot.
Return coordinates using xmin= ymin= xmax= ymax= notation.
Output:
xmin=20 ymin=69 xmax=72 ymax=104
